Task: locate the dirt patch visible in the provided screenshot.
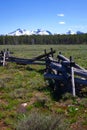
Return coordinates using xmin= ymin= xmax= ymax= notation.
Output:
xmin=70 ymin=118 xmax=87 ymax=130
xmin=0 ymin=121 xmax=9 ymax=130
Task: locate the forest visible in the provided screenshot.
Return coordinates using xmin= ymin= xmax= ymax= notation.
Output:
xmin=0 ymin=33 xmax=87 ymax=45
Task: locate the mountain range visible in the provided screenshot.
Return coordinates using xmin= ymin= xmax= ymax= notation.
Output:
xmin=2 ymin=28 xmax=85 ymax=36
xmin=8 ymin=28 xmax=52 ymax=36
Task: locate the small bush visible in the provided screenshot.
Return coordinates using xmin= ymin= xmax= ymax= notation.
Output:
xmin=33 ymin=97 xmax=47 ymax=108
xmin=16 ymin=111 xmax=69 ymax=130
xmin=62 ymin=93 xmax=74 ymax=101
xmin=0 ymin=79 xmax=5 ymax=88
xmin=79 ymin=98 xmax=87 ymax=107
xmin=10 ymin=88 xmax=27 ymax=99
xmin=56 ymin=108 xmax=65 ymax=114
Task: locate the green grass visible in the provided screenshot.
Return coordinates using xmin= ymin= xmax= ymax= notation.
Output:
xmin=0 ymin=44 xmax=87 ymax=129
xmin=0 ymin=44 xmax=87 ymax=67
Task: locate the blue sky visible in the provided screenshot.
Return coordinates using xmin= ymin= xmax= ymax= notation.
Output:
xmin=0 ymin=0 xmax=87 ymax=34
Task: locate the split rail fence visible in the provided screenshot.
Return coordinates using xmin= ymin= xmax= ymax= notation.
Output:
xmin=0 ymin=48 xmax=87 ymax=97
xmin=44 ymin=52 xmax=87 ymax=96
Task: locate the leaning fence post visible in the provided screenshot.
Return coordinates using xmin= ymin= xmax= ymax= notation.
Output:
xmin=70 ymin=56 xmax=76 ymax=97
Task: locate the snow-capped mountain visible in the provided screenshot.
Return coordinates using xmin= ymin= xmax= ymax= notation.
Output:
xmin=5 ymin=28 xmax=86 ymax=36
xmin=8 ymin=28 xmax=31 ymax=36
xmin=76 ymin=31 xmax=84 ymax=34
xmin=66 ymin=30 xmax=84 ymax=35
xmin=66 ymin=30 xmax=76 ymax=35
xmin=8 ymin=28 xmax=52 ymax=36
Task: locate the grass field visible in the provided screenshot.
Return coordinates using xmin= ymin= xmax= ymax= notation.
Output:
xmin=0 ymin=45 xmax=87 ymax=130
xmin=0 ymin=44 xmax=87 ymax=67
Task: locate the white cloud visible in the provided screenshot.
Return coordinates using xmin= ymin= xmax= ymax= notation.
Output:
xmin=57 ymin=13 xmax=64 ymax=17
xmin=59 ymin=21 xmax=65 ymax=24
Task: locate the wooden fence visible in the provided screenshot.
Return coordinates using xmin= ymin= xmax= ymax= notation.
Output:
xmin=44 ymin=52 xmax=87 ymax=97
xmin=0 ymin=48 xmax=87 ymax=97
xmin=0 ymin=48 xmax=55 ymax=66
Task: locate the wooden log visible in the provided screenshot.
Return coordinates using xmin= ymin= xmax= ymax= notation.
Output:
xmin=58 ymin=54 xmax=69 ymax=61
xmin=62 ymin=61 xmax=70 ymax=66
xmin=70 ymin=56 xmax=85 ymax=70
xmin=32 ymin=49 xmax=56 ymax=61
xmin=7 ymin=56 xmax=46 ymax=65
xmin=8 ymin=56 xmax=33 ymax=62
xmin=58 ymin=54 xmax=86 ymax=71
xmin=44 ymin=73 xmax=64 ymax=81
xmin=74 ymin=67 xmax=87 ymax=73
xmin=74 ymin=68 xmax=87 ymax=78
xmin=75 ymin=78 xmax=87 ymax=85
xmin=7 ymin=49 xmax=55 ymax=63
xmin=50 ymin=62 xmax=64 ymax=72
xmin=62 ymin=61 xmax=75 ymax=67
xmin=50 ymin=62 xmax=69 ymax=79
xmin=7 ymin=58 xmax=45 ymax=65
xmin=8 ymin=56 xmax=46 ymax=62
xmin=74 ymin=64 xmax=86 ymax=71
xmin=48 ymin=57 xmax=58 ymax=63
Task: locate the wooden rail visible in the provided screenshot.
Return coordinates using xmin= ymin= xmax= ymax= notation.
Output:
xmin=0 ymin=48 xmax=87 ymax=97
xmin=0 ymin=48 xmax=56 ymax=66
xmin=44 ymin=52 xmax=87 ymax=97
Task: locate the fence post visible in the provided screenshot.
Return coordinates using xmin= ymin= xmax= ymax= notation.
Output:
xmin=44 ymin=49 xmax=47 ymax=70
xmin=70 ymin=56 xmax=76 ymax=97
xmin=3 ymin=51 xmax=6 ymax=66
xmin=57 ymin=52 xmax=61 ymax=63
xmin=6 ymin=48 xmax=10 ymax=58
xmin=50 ymin=48 xmax=54 ymax=57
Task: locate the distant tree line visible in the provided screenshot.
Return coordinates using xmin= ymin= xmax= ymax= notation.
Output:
xmin=0 ymin=34 xmax=87 ymax=45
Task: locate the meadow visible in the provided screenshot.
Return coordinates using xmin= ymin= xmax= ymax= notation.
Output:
xmin=0 ymin=44 xmax=87 ymax=67
xmin=0 ymin=44 xmax=87 ymax=130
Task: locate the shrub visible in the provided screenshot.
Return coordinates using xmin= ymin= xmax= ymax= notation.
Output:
xmin=0 ymin=79 xmax=5 ymax=88
xmin=67 ymin=105 xmax=78 ymax=114
xmin=62 ymin=93 xmax=74 ymax=101
xmin=16 ymin=111 xmax=69 ymax=130
xmin=33 ymin=97 xmax=47 ymax=108
xmin=10 ymin=88 xmax=27 ymax=99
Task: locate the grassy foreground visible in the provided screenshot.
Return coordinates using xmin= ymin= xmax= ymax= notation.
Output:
xmin=0 ymin=45 xmax=87 ymax=130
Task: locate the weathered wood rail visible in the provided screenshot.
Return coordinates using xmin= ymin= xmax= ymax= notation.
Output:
xmin=0 ymin=48 xmax=55 ymax=66
xmin=0 ymin=48 xmax=87 ymax=97
xmin=44 ymin=52 xmax=87 ymax=97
